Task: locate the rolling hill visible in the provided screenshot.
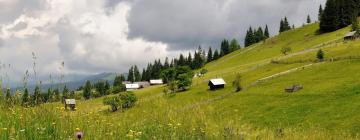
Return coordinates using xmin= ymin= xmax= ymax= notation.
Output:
xmin=1 ymin=23 xmax=360 ymax=139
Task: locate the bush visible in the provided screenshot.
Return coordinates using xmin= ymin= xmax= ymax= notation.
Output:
xmin=118 ymin=92 xmax=137 ymax=109
xmin=112 ymin=85 xmax=126 ymax=94
xmin=103 ymin=92 xmax=137 ymax=112
xmin=281 ymin=47 xmax=292 ymax=55
xmin=232 ymin=74 xmax=243 ymax=92
xmin=177 ymin=73 xmax=192 ymax=91
xmin=317 ymin=49 xmax=324 ymax=61
xmin=163 ymin=81 xmax=177 ymax=97
xmin=103 ymin=96 xmax=122 ymax=112
xmin=200 ymin=69 xmax=208 ymax=75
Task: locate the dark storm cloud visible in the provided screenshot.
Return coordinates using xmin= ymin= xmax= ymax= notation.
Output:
xmin=128 ymin=0 xmax=326 ymax=50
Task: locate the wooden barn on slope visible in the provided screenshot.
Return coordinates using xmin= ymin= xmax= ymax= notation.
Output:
xmin=150 ymin=79 xmax=164 ymax=85
xmin=208 ymin=78 xmax=226 ymax=90
xmin=344 ymin=31 xmax=357 ymax=40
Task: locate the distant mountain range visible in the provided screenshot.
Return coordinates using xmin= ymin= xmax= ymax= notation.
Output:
xmin=12 ymin=72 xmax=120 ymax=92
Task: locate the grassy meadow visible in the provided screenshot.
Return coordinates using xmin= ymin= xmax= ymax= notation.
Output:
xmin=1 ymin=23 xmax=360 ymax=139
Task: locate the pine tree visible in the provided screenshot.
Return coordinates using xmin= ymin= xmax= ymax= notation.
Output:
xmin=207 ymin=47 xmax=213 ymax=62
xmin=133 ymin=65 xmax=141 ymax=82
xmin=279 ymin=19 xmax=284 ymax=33
xmin=193 ymin=49 xmax=204 ymax=69
xmin=186 ymin=53 xmax=193 ymax=67
xmin=284 ymin=17 xmax=291 ymax=31
xmin=105 ymin=80 xmax=110 ymax=92
xmin=319 ymin=5 xmax=324 ymax=21
xmin=213 ymin=49 xmax=220 ymax=60
xmin=320 ymin=0 xmax=339 ymax=32
xmin=33 ymin=86 xmax=41 ymax=105
xmin=201 ymin=49 xmax=206 ymax=63
xmin=255 ymin=27 xmax=264 ymax=42
xmin=230 ymin=39 xmax=240 ymax=52
xmin=83 ymin=80 xmax=92 ymax=99
xmin=352 ymin=15 xmax=359 ymax=32
xmin=307 ymin=15 xmax=312 ymax=23
xmin=141 ymin=69 xmax=146 ymax=81
xmin=245 ymin=27 xmax=255 ymax=47
xmin=127 ymin=66 xmax=134 ymax=82
xmin=178 ymin=54 xmax=186 ymax=66
xmin=220 ymin=39 xmax=230 ymax=55
xmin=163 ymin=57 xmax=170 ymax=69
xmin=95 ymin=81 xmax=106 ymax=96
xmin=264 ymin=25 xmax=270 ymax=39
xmin=22 ymin=88 xmax=29 ymax=106
xmin=114 ymin=75 xmax=125 ymax=87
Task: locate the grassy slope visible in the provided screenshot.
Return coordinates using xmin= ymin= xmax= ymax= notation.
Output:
xmin=1 ymin=23 xmax=360 ymax=139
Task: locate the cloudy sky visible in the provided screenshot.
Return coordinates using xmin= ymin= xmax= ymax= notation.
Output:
xmin=0 ymin=0 xmax=325 ymax=84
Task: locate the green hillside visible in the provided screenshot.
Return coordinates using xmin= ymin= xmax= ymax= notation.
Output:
xmin=1 ymin=23 xmax=360 ymax=139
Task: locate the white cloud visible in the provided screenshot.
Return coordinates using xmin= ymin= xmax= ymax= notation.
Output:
xmin=0 ymin=0 xmax=170 ymax=84
xmin=0 ymin=0 xmax=326 ymax=85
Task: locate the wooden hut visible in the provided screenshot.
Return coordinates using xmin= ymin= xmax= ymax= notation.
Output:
xmin=344 ymin=31 xmax=357 ymax=40
xmin=285 ymin=85 xmax=303 ymax=93
xmin=125 ymin=84 xmax=140 ymax=91
xmin=65 ymin=99 xmax=76 ymax=111
xmin=150 ymin=79 xmax=164 ymax=85
xmin=208 ymin=78 xmax=226 ymax=90
xmin=135 ymin=81 xmax=151 ymax=88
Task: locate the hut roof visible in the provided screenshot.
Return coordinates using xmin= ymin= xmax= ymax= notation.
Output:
xmin=125 ymin=84 xmax=140 ymax=89
xmin=150 ymin=79 xmax=163 ymax=84
xmin=209 ymin=78 xmax=226 ymax=85
xmin=65 ymin=99 xmax=76 ymax=105
xmin=345 ymin=31 xmax=356 ymax=37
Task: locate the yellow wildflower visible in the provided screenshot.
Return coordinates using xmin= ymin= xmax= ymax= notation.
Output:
xmin=75 ymin=128 xmax=80 ymax=131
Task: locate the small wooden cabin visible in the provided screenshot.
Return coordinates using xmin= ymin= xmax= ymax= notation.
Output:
xmin=285 ymin=85 xmax=303 ymax=93
xmin=65 ymin=99 xmax=76 ymax=111
xmin=135 ymin=81 xmax=151 ymax=88
xmin=125 ymin=84 xmax=140 ymax=91
xmin=344 ymin=31 xmax=357 ymax=40
xmin=208 ymin=78 xmax=226 ymax=90
xmin=150 ymin=79 xmax=164 ymax=85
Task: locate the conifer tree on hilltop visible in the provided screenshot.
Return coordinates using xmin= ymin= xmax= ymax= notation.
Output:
xmin=220 ymin=39 xmax=230 ymax=56
xmin=307 ymin=15 xmax=312 ymax=24
xmin=133 ymin=65 xmax=141 ymax=82
xmin=127 ymin=66 xmax=134 ymax=82
xmin=207 ymin=47 xmax=213 ymax=62
xmin=245 ymin=27 xmax=254 ymax=47
xmin=186 ymin=53 xmax=192 ymax=67
xmin=213 ymin=49 xmax=220 ymax=60
xmin=279 ymin=17 xmax=291 ymax=33
xmin=264 ymin=25 xmax=270 ymax=39
xmin=229 ymin=39 xmax=240 ymax=52
xmin=320 ymin=0 xmax=360 ymax=32
xmin=245 ymin=25 xmax=268 ymax=47
xmin=318 ymin=5 xmax=324 ymax=21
